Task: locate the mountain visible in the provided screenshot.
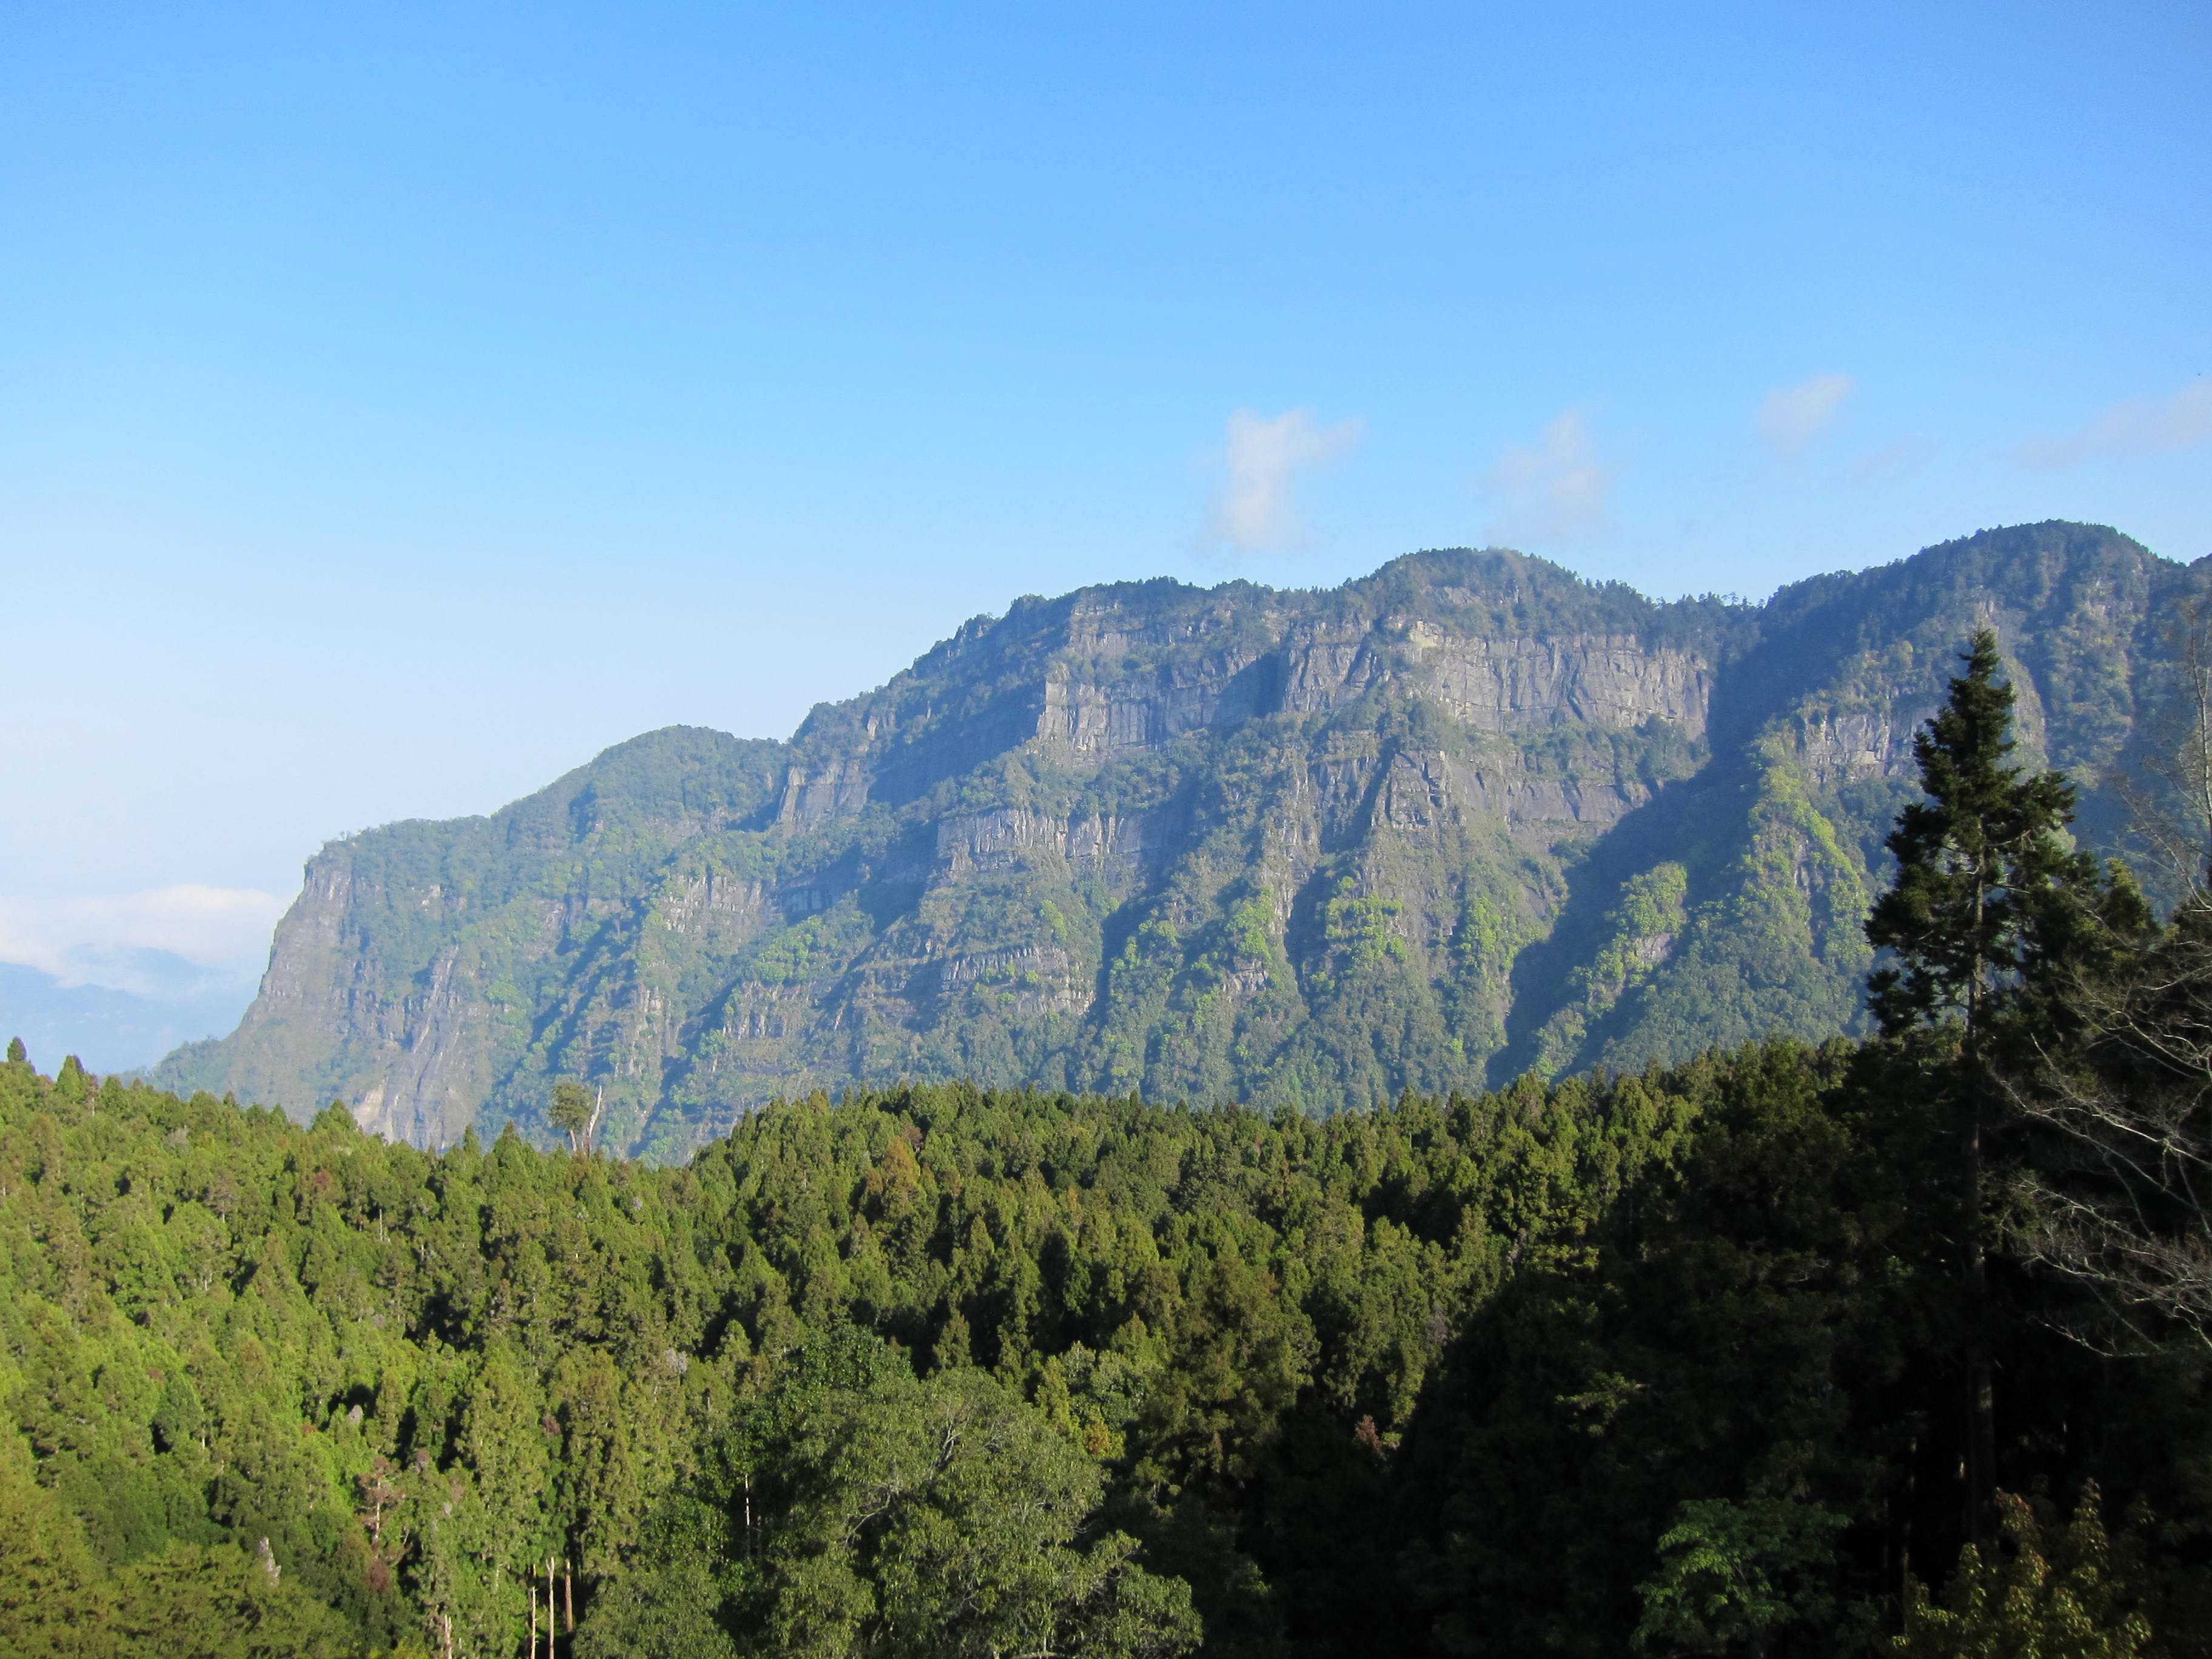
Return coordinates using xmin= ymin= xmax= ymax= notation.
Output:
xmin=0 ymin=959 xmax=253 ymax=1075
xmin=153 ymin=521 xmax=2201 ymax=1155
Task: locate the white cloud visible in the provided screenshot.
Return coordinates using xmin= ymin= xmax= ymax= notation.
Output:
xmin=1755 ymin=372 xmax=1855 ymax=452
xmin=1207 ymin=407 xmax=1361 ymax=551
xmin=0 ymin=886 xmax=289 ymax=996
xmin=2022 ymin=380 xmax=2212 ymax=468
xmin=1485 ymin=408 xmax=1612 ymax=546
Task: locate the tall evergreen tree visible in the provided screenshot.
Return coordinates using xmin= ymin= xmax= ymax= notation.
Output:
xmin=1866 ymin=630 xmax=2124 ymax=1042
xmin=1865 ymin=628 xmax=2127 ymax=1546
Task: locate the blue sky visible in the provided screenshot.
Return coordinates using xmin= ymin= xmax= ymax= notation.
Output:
xmin=3 ymin=1 xmax=2208 ymax=1065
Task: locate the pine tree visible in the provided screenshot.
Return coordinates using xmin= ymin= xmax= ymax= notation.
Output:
xmin=1865 ymin=628 xmax=2130 ymax=1549
xmin=1865 ymin=632 xmax=2116 ymax=1041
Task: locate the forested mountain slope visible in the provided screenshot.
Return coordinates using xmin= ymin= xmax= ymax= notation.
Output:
xmin=158 ymin=520 xmax=2198 ymax=1155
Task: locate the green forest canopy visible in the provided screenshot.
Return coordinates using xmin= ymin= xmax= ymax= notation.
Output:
xmin=4 ymin=1031 xmax=2209 ymax=1657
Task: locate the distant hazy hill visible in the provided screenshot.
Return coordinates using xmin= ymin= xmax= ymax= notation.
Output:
xmin=0 ymin=960 xmax=250 ymax=1075
xmin=156 ymin=521 xmax=2200 ymax=1155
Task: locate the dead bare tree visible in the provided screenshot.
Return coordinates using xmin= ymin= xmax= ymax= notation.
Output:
xmin=2008 ymin=595 xmax=2212 ymax=1352
xmin=2008 ymin=903 xmax=2212 ymax=1352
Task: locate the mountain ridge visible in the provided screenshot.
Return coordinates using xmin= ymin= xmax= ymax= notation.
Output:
xmin=155 ymin=521 xmax=2200 ymax=1156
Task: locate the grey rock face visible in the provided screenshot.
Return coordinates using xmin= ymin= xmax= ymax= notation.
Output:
xmin=155 ymin=523 xmax=2204 ymax=1154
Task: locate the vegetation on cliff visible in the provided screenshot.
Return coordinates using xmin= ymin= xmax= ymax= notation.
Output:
xmin=156 ymin=522 xmax=2194 ymax=1156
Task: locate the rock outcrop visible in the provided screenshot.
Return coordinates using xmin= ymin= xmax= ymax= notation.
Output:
xmin=155 ymin=522 xmax=2204 ymax=1156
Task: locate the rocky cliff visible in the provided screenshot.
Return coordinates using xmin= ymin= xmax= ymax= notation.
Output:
xmin=155 ymin=521 xmax=2203 ymax=1155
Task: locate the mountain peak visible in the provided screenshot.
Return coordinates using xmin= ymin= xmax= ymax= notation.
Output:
xmin=157 ymin=521 xmax=2197 ymax=1155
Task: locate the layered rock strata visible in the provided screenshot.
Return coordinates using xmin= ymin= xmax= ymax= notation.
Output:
xmin=156 ymin=522 xmax=2199 ymax=1156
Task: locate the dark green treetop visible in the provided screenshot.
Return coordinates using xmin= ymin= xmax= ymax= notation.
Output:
xmin=1866 ymin=629 xmax=2134 ymax=1042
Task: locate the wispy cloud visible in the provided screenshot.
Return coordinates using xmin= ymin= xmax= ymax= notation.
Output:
xmin=1755 ymin=372 xmax=1855 ymax=452
xmin=2022 ymin=380 xmax=2212 ymax=468
xmin=1485 ymin=408 xmax=1612 ymax=546
xmin=0 ymin=886 xmax=289 ymax=996
xmin=1206 ymin=407 xmax=1361 ymax=551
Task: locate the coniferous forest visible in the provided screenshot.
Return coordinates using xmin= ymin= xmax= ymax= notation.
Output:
xmin=10 ymin=633 xmax=2212 ymax=1656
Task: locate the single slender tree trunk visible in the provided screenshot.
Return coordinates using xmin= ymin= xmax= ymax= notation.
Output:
xmin=1963 ymin=943 xmax=1997 ymax=1553
xmin=1964 ymin=1094 xmax=1996 ymax=1550
xmin=530 ymin=1582 xmax=538 ymax=1659
xmin=566 ymin=1563 xmax=574 ymax=1634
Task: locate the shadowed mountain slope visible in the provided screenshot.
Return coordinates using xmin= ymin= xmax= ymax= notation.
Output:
xmin=156 ymin=522 xmax=2204 ymax=1156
